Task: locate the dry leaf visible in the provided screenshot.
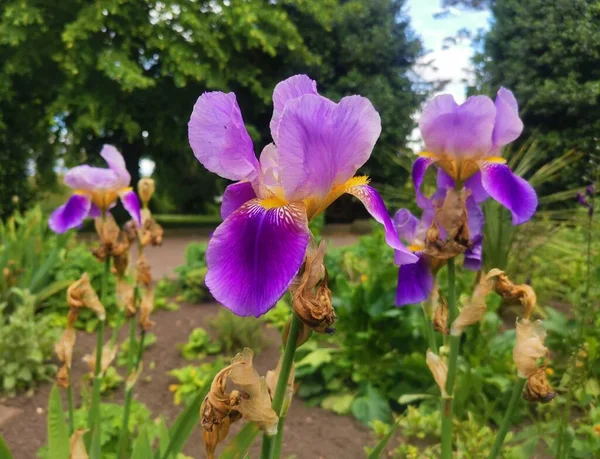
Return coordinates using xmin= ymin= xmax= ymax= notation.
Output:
xmin=83 ymin=343 xmax=118 ymax=376
xmin=70 ymin=429 xmax=89 ymax=459
xmin=116 ymin=279 xmax=136 ymax=317
xmin=266 ymin=356 xmax=295 ymax=417
xmin=426 ymin=350 xmax=448 ymax=397
xmin=136 ymin=254 xmax=152 ymax=286
xmin=67 ymin=274 xmax=106 ymax=320
xmin=513 ymin=319 xmax=548 ymax=378
xmin=451 ymin=271 xmax=495 ymax=336
xmin=139 ymin=288 xmax=155 ymax=331
xmin=55 ymin=328 xmax=76 ymax=388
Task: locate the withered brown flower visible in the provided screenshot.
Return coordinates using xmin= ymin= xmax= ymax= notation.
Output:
xmin=70 ymin=429 xmax=89 ymax=459
xmin=200 ymin=348 xmax=278 ymax=458
xmin=138 ymin=178 xmax=155 ymax=206
xmin=451 ymin=270 xmax=495 ymax=336
xmin=55 ymin=328 xmax=76 ymax=388
xmin=136 ymin=254 xmax=152 ymax=287
xmin=426 ymin=349 xmax=448 ymax=397
xmin=116 ymin=278 xmax=136 ymax=317
xmin=488 ymin=268 xmax=537 ymax=319
xmin=83 ymin=343 xmax=118 ymax=376
xmin=139 ymin=288 xmax=155 ymax=331
xmin=67 ymin=273 xmax=106 ymax=321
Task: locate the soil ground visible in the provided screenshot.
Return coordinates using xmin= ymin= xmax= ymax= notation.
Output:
xmin=0 ymin=230 xmax=370 ymax=459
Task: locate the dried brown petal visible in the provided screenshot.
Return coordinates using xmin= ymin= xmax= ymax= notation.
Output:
xmin=94 ymin=215 xmax=120 ymax=248
xmin=266 ymin=356 xmax=295 ymax=417
xmin=138 ymin=178 xmax=155 ymax=206
xmin=422 ymin=281 xmax=439 ymax=320
xmin=523 ymin=367 xmax=556 ymax=403
xmin=513 ymin=319 xmax=548 ymax=378
xmin=70 ymin=429 xmax=89 ymax=459
xmin=136 ymin=254 xmax=152 ymax=287
xmin=67 ymin=274 xmax=106 ymax=320
xmin=488 ymin=269 xmax=537 ymax=319
xmin=433 ymin=296 xmax=449 ymax=335
xmin=116 ymin=279 xmax=136 ymax=317
xmin=139 ymin=288 xmax=155 ymax=331
xmin=140 ymin=215 xmax=164 ymax=247
xmin=426 ymin=350 xmax=448 ymax=397
xmin=112 ymin=251 xmax=129 ymax=278
xmin=55 ymin=328 xmax=76 ymax=387
xmin=451 ymin=272 xmax=494 ymax=336
xmin=83 ymin=343 xmax=118 ymax=376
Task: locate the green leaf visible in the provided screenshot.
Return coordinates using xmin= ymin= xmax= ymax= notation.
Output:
xmin=131 ymin=426 xmax=153 ymax=459
xmin=0 ymin=434 xmax=14 ymax=459
xmin=295 ymin=348 xmax=334 ymax=369
xmin=321 ymin=393 xmax=355 ymax=414
xmin=47 ymin=385 xmax=69 ymax=459
xmin=162 ymin=389 xmax=206 ymax=459
xmin=367 ymin=425 xmax=396 ymax=459
xmin=397 ymin=393 xmax=435 ymax=405
xmin=220 ymin=423 xmax=261 ymax=459
xmin=351 ymin=385 xmax=393 ymax=425
xmin=157 ymin=417 xmax=172 ymax=459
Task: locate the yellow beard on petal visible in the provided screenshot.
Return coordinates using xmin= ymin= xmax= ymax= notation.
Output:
xmin=304 ymin=176 xmax=370 ymax=221
xmin=87 ymin=187 xmax=131 ymax=212
xmin=419 ymin=152 xmax=506 ymax=182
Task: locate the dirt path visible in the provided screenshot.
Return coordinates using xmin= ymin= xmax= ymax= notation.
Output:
xmin=0 ymin=230 xmax=370 ymax=458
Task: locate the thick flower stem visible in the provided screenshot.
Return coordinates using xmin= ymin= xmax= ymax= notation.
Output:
xmin=260 ymin=313 xmax=302 ymax=459
xmin=441 ymin=258 xmax=458 ymax=459
xmin=87 ymin=253 xmax=110 ymax=448
xmin=488 ymin=377 xmax=526 ymax=459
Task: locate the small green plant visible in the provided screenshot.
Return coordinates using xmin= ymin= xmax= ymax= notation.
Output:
xmin=99 ymin=367 xmax=124 ymax=394
xmin=0 ymin=289 xmax=57 ymax=395
xmin=154 ymin=278 xmax=180 ymax=311
xmin=117 ymin=332 xmax=157 ymax=367
xmin=210 ymin=308 xmax=267 ymax=354
xmin=175 ymin=242 xmax=210 ymax=303
xmin=179 ymin=327 xmax=222 ymax=360
xmin=168 ymin=360 xmax=223 ymax=406
xmin=263 ymin=298 xmax=292 ymax=330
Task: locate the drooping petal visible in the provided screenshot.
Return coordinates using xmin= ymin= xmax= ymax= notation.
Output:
xmin=420 ymin=94 xmax=496 ymax=159
xmin=466 ymin=196 xmax=484 ymax=241
xmin=119 ymin=189 xmax=142 ymax=227
xmin=270 ymin=75 xmax=318 ymax=144
xmin=205 ymin=200 xmax=310 ymax=317
xmin=480 ymin=162 xmax=537 ymax=225
xmin=277 ymin=94 xmax=381 ymax=200
xmin=188 ymin=92 xmax=259 ymax=181
xmin=63 ymin=165 xmax=121 ymax=191
xmin=492 ymin=87 xmax=523 ymax=150
xmin=464 ymin=240 xmax=482 ymax=271
xmin=464 ymin=171 xmax=488 ymax=203
xmin=49 ymin=194 xmax=91 ymax=233
xmin=412 ymin=156 xmax=436 ymax=209
xmin=100 ymin=144 xmax=130 ymax=187
xmin=346 ymin=184 xmax=418 ymax=263
xmin=396 ymin=255 xmax=434 ymax=306
xmin=221 ymin=182 xmax=256 ymax=220
xmin=436 ymin=167 xmax=455 ymax=191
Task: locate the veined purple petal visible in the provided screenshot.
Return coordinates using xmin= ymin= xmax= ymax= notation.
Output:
xmin=221 ymin=181 xmax=256 ymax=220
xmin=188 ymin=92 xmax=258 ymax=181
xmin=205 ymin=200 xmax=310 ymax=317
xmin=347 ymin=184 xmax=418 ymax=263
xmin=100 ymin=145 xmax=130 ymax=188
xmin=480 ymin=162 xmax=537 ymax=225
xmin=64 ymin=165 xmax=121 ymax=191
xmin=277 ymin=94 xmax=381 ymax=200
xmin=436 ymin=167 xmax=455 ymax=191
xmin=464 ymin=240 xmax=482 ymax=271
xmin=270 ymin=75 xmax=318 ymax=144
xmin=49 ymin=194 xmax=91 ymax=233
xmin=412 ymin=156 xmax=435 ymax=209
xmin=492 ymin=87 xmax=523 ymax=151
xmin=395 ymin=255 xmax=434 ymax=306
xmin=420 ymin=94 xmax=496 ymax=159
xmin=394 ymin=208 xmax=419 ymax=242
xmin=464 ymin=171 xmax=488 ymax=203
xmin=259 ymin=143 xmax=280 ymax=189
xmin=466 ymin=196 xmax=484 ymax=241
xmin=119 ymin=189 xmax=142 ymax=227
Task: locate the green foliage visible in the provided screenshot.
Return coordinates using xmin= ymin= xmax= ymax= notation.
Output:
xmin=209 ymin=309 xmax=267 ymax=355
xmin=0 ymin=289 xmax=57 ymax=395
xmin=47 ymin=385 xmax=69 ymax=459
xmin=178 ymin=327 xmax=222 ymax=360
xmin=473 ymin=0 xmax=600 ymax=186
xmin=99 ymin=366 xmax=124 ymax=394
xmin=168 ymin=360 xmax=223 ymax=406
xmin=262 ymin=298 xmax=292 ymax=331
xmin=174 ymin=242 xmax=209 ymax=303
xmin=117 ymin=332 xmax=157 ymax=367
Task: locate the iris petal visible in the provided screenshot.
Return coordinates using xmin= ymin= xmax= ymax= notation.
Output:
xmin=205 ymin=200 xmax=310 ymax=317
xmin=188 ymin=92 xmax=258 ymax=181
xmin=394 ymin=209 xmax=420 ymax=242
xmin=277 ymin=94 xmax=381 ymax=200
xmin=464 ymin=240 xmax=482 ymax=271
xmin=395 ymin=255 xmax=434 ymax=307
xmin=492 ymin=87 xmax=523 ymax=150
xmin=49 ymin=194 xmax=91 ymax=233
xmin=100 ymin=145 xmax=130 ymax=188
xmin=346 ymin=184 xmax=418 ymax=264
xmin=221 ymin=182 xmax=257 ymax=220
xmin=119 ymin=189 xmax=142 ymax=227
xmin=480 ymin=162 xmax=537 ymax=225
xmin=64 ymin=165 xmax=121 ymax=191
xmin=412 ymin=156 xmax=436 ymax=209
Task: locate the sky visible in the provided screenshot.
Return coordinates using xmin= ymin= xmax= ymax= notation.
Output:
xmin=407 ymin=0 xmax=491 ymax=103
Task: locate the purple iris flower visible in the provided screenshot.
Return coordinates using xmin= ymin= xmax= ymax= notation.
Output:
xmin=48 ymin=145 xmax=142 ymax=233
xmin=395 ymin=168 xmax=485 ymax=306
xmin=188 ymin=74 xmax=417 ymax=317
xmin=414 ymin=88 xmax=537 ymax=225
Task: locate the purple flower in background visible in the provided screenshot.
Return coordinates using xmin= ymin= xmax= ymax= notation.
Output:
xmin=188 ymin=74 xmax=417 ymax=317
xmin=49 ymin=145 xmax=141 ymax=233
xmin=395 ymin=169 xmax=485 ymax=306
xmin=414 ymin=88 xmax=537 ymax=225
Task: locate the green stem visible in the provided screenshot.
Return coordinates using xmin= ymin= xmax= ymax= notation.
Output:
xmin=488 ymin=377 xmax=526 ymax=459
xmin=86 ymin=253 xmax=110 ymax=447
xmin=67 ymin=368 xmax=75 ymax=435
xmin=260 ymin=313 xmax=302 ymax=459
xmin=272 ymin=416 xmax=286 ymax=459
xmin=441 ymin=258 xmax=458 ymax=459
xmin=423 ymin=309 xmax=437 ymax=351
